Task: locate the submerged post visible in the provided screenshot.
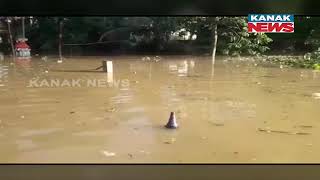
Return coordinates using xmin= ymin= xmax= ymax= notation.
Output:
xmin=102 ymin=60 xmax=113 ymax=72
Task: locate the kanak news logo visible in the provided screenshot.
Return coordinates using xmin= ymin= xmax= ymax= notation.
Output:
xmin=248 ymin=14 xmax=294 ymax=33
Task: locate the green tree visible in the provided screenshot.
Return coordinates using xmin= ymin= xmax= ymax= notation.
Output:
xmin=10 ymin=16 xmax=275 ymax=56
xmin=178 ymin=16 xmax=272 ymax=57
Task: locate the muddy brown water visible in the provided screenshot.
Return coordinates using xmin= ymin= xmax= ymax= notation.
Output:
xmin=0 ymin=55 xmax=320 ymax=163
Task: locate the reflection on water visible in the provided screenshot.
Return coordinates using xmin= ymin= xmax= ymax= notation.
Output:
xmin=0 ymin=64 xmax=8 ymax=87
xmin=0 ymin=55 xmax=320 ymax=163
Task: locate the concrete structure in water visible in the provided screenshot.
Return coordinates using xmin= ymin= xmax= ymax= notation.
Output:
xmin=102 ymin=60 xmax=113 ymax=73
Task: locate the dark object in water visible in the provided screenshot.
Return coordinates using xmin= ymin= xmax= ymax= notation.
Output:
xmin=51 ymin=69 xmax=104 ymax=73
xmin=257 ymin=128 xmax=311 ymax=135
xmin=165 ymin=112 xmax=178 ymax=129
xmin=257 ymin=128 xmax=290 ymax=134
xmin=210 ymin=122 xmax=224 ymax=126
xmin=128 ymin=153 xmax=133 ymax=158
xmin=292 ymin=132 xmax=311 ymax=135
xmin=102 ymin=60 xmax=108 ymax=72
xmin=93 ymin=60 xmax=109 ymax=71
xmin=95 ymin=65 xmax=103 ymax=70
xmin=295 ymin=125 xmax=313 ymax=129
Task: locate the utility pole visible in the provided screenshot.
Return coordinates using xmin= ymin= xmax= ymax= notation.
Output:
xmin=58 ymin=18 xmax=64 ymax=61
xmin=22 ymin=17 xmax=25 ymax=39
xmin=6 ymin=18 xmax=15 ymax=59
xmin=212 ymin=17 xmax=219 ymax=64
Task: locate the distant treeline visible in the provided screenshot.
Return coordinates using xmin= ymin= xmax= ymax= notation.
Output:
xmin=0 ymin=16 xmax=320 ymax=56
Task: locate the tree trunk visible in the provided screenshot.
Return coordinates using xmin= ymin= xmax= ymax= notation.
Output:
xmin=7 ymin=19 xmax=15 ymax=59
xmin=212 ymin=23 xmax=218 ymax=64
xmin=58 ymin=19 xmax=64 ymax=61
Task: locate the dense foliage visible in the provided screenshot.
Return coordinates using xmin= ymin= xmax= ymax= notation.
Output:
xmin=0 ymin=16 xmax=272 ymax=56
xmin=177 ymin=17 xmax=272 ymax=56
xmin=1 ymin=16 xmax=320 ymax=69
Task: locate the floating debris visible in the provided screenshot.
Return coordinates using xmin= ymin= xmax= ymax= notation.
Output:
xmin=107 ymin=107 xmax=116 ymax=112
xmin=292 ymin=132 xmax=311 ymax=135
xmin=186 ymin=74 xmax=202 ymax=78
xmin=294 ymin=125 xmax=313 ymax=129
xmin=260 ymin=75 xmax=275 ymax=78
xmin=101 ymin=151 xmax=116 ymax=157
xmin=128 ymin=153 xmax=133 ymax=158
xmin=20 ymin=115 xmax=25 ymax=119
xmin=142 ymin=56 xmax=151 ymax=61
xmin=257 ymin=128 xmax=311 ymax=135
xmin=164 ymin=138 xmax=176 ymax=144
xmin=257 ymin=128 xmax=288 ymax=134
xmin=41 ymin=56 xmax=48 ymax=61
xmin=69 ymin=111 xmax=75 ymax=114
xmin=153 ymin=56 xmax=161 ymax=62
xmin=209 ymin=122 xmax=224 ymax=126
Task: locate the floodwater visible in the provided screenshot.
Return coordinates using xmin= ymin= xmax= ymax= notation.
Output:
xmin=0 ymin=55 xmax=320 ymax=163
